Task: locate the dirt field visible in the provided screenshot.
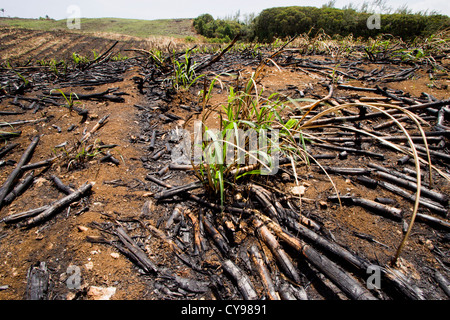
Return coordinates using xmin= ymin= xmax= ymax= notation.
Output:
xmin=0 ymin=28 xmax=449 ymax=302
xmin=0 ymin=26 xmax=194 ymax=63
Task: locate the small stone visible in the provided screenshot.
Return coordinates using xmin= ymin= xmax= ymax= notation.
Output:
xmin=85 ymin=261 xmax=94 ymax=270
xmin=35 ymin=234 xmax=44 ymax=241
xmin=291 ymin=185 xmax=306 ymax=196
xmin=234 ymin=193 xmax=243 ymax=201
xmin=66 ymin=292 xmax=77 ymax=300
xmin=78 ymin=225 xmax=89 ymax=232
xmin=87 ymin=286 xmax=116 ymax=300
xmin=339 ymin=151 xmax=348 ymax=160
xmin=425 ymin=239 xmax=434 ymax=250
xmin=110 ymin=252 xmax=120 ymax=259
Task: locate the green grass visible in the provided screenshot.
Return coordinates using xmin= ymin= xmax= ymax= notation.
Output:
xmin=0 ymin=17 xmax=196 ymax=38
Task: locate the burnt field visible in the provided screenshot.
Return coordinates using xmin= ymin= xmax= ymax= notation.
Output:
xmin=0 ymin=26 xmax=194 ymax=63
xmin=0 ymin=28 xmax=449 ymax=301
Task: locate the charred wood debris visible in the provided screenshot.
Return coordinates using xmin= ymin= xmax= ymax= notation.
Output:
xmin=0 ymin=41 xmax=449 ymax=300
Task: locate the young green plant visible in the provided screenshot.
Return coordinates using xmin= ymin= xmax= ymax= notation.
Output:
xmin=50 ymin=89 xmax=81 ymax=112
xmin=170 ymin=50 xmax=205 ymax=90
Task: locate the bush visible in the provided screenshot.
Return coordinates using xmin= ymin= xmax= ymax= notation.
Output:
xmin=194 ymin=8 xmax=450 ymax=43
xmin=252 ymin=6 xmax=450 ymax=42
xmin=184 ymin=36 xmax=196 ymax=43
xmin=193 ymin=14 xmax=214 ymax=35
xmin=193 ymin=14 xmax=248 ymax=42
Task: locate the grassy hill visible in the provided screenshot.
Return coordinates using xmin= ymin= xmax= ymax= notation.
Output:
xmin=0 ymin=17 xmax=196 ymax=38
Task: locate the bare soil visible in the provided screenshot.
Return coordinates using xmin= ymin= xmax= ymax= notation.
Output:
xmin=0 ymin=26 xmax=192 ymax=63
xmin=0 ymin=28 xmax=449 ymax=301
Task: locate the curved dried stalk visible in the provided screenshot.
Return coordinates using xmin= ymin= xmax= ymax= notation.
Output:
xmin=361 ymin=106 xmax=422 ymax=265
xmin=329 ymin=124 xmax=449 ymax=185
xmin=297 ymin=101 xmax=434 ymax=264
xmin=301 ymin=102 xmax=434 ymax=183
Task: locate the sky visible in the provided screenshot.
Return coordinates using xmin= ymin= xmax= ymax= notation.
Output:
xmin=0 ymin=0 xmax=449 ymax=20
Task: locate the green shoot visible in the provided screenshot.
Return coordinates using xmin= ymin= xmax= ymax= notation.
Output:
xmin=50 ymin=89 xmax=81 ymax=112
xmin=170 ymin=50 xmax=205 ymax=90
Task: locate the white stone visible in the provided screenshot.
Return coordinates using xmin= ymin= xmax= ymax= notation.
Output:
xmin=291 ymin=185 xmax=306 ymax=196
xmin=87 ymin=286 xmax=117 ymax=300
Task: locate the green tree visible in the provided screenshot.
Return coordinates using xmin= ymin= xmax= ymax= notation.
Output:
xmin=252 ymin=6 xmax=450 ymax=42
xmin=193 ymin=13 xmax=214 ymax=35
xmin=193 ymin=13 xmax=244 ymax=41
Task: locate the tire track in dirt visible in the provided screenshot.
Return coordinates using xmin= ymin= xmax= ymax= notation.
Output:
xmin=34 ymin=33 xmax=86 ymax=61
xmin=0 ymin=29 xmax=52 ymax=59
xmin=0 ymin=28 xmax=27 ymax=45
xmin=16 ymin=34 xmax=64 ymax=61
xmin=0 ymin=28 xmax=151 ymax=63
xmin=39 ymin=34 xmax=102 ymax=62
xmin=0 ymin=27 xmax=193 ymax=64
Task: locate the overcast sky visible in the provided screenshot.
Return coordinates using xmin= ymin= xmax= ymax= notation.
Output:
xmin=1 ymin=0 xmax=449 ymax=20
